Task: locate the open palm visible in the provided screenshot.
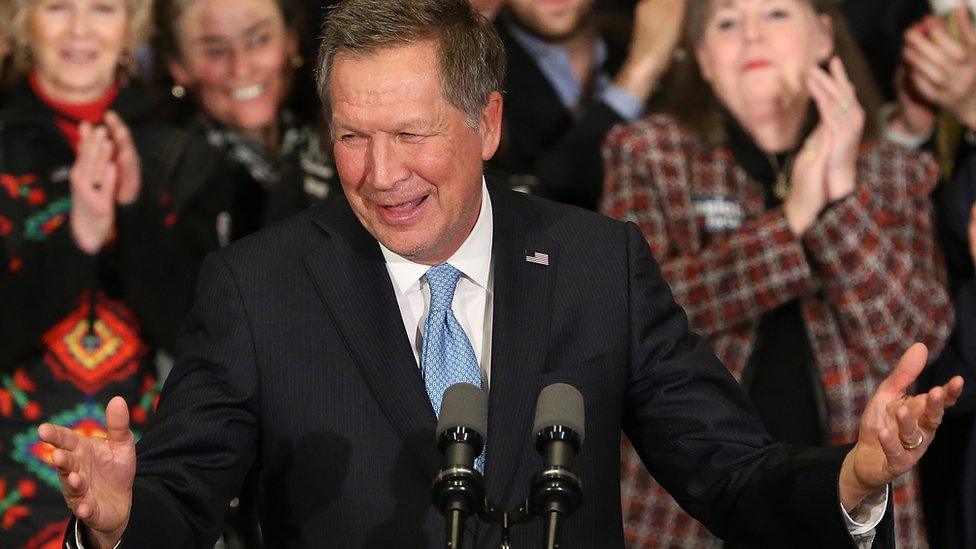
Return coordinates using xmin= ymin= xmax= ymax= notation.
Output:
xmin=38 ymin=396 xmax=136 ymax=544
xmin=840 ymin=344 xmax=964 ymax=508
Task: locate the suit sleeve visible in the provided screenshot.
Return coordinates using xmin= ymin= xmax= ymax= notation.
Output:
xmin=923 ymin=280 xmax=976 ymax=416
xmin=600 ymin=122 xmax=820 ymax=338
xmin=118 ymin=252 xmax=261 ymax=548
xmin=802 ymin=147 xmax=952 ymax=376
xmin=618 ymin=221 xmax=891 ymax=546
xmin=922 ymin=148 xmax=976 ymax=415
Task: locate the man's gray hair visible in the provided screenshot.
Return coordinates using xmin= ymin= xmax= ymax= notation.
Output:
xmin=316 ymin=0 xmax=505 ymax=127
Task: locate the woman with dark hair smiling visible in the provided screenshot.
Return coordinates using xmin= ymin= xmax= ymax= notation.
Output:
xmin=152 ymin=0 xmax=337 ymax=239
xmin=602 ymin=0 xmax=951 ymax=546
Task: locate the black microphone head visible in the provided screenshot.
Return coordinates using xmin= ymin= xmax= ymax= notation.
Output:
xmin=436 ymin=383 xmax=488 ymax=440
xmin=532 ymin=383 xmax=585 ymax=443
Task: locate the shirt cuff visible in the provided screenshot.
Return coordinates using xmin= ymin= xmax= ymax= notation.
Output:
xmin=601 ymin=84 xmax=644 ymax=123
xmin=878 ymin=103 xmax=932 ymax=149
xmin=841 ymin=485 xmax=888 ymax=547
xmin=75 ymin=519 xmax=122 ymax=549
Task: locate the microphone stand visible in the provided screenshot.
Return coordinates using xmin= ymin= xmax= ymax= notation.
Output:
xmin=434 ymin=383 xmax=584 ymax=548
xmin=544 ymin=511 xmax=560 ymax=549
xmin=467 ymin=427 xmax=583 ymax=548
xmin=447 ymin=508 xmax=463 ymax=549
xmin=432 ymin=463 xmax=484 ymax=549
xmin=477 ymin=497 xmax=534 ymax=549
xmin=529 ymin=427 xmax=583 ymax=549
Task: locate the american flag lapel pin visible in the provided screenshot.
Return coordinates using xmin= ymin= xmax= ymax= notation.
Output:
xmin=525 ymin=250 xmax=549 ymax=266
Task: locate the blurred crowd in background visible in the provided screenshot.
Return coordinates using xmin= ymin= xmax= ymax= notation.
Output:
xmin=0 ymin=0 xmax=974 ymax=547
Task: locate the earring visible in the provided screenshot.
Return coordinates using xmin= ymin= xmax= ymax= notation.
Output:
xmin=171 ymin=84 xmax=186 ymax=99
xmin=290 ymin=55 xmax=304 ymax=69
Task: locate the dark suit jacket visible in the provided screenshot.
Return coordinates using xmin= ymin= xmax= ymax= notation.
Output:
xmin=83 ymin=185 xmax=891 ymax=548
xmin=487 ymin=20 xmax=628 ymax=211
xmin=921 ymin=146 xmax=976 ymax=549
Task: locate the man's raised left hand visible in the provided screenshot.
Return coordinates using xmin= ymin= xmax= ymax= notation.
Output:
xmin=838 ymin=343 xmax=964 ymax=511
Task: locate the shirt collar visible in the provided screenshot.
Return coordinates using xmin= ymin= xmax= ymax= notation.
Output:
xmin=504 ymin=19 xmax=608 ymax=112
xmin=504 ymin=19 xmax=608 ymax=65
xmin=505 ymin=19 xmax=567 ymax=62
xmin=379 ymin=178 xmax=493 ymax=294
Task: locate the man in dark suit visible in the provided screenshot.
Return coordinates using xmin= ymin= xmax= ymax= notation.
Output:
xmin=41 ymin=1 xmax=963 ymax=547
xmin=881 ymin=8 xmax=976 ymax=546
xmin=922 ymin=151 xmax=976 ymax=549
xmin=917 ymin=104 xmax=976 ymax=549
xmin=488 ymin=0 xmax=682 ymax=210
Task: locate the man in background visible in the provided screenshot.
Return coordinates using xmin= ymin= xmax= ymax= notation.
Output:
xmin=487 ymin=0 xmax=682 ymax=210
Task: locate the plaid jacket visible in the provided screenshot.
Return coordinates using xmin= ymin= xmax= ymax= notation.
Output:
xmin=601 ymin=114 xmax=952 ymax=548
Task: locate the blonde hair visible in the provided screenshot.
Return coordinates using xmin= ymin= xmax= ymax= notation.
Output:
xmin=8 ymin=0 xmax=153 ymax=81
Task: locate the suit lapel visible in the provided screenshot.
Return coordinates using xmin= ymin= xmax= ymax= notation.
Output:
xmin=484 ymin=186 xmax=558 ymax=504
xmin=301 ymin=187 xmax=558 ymax=505
xmin=303 ymin=200 xmax=442 ymax=481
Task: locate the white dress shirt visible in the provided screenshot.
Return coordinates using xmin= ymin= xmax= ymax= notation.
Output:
xmin=378 ymin=178 xmax=495 ymax=389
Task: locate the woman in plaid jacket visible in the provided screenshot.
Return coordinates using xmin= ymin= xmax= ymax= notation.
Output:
xmin=601 ymin=0 xmax=952 ymax=547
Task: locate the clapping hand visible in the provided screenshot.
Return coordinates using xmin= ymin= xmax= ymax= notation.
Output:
xmin=891 ymin=63 xmax=938 ymax=138
xmin=838 ymin=343 xmax=965 ymax=511
xmin=807 ymin=57 xmax=863 ymax=203
xmin=38 ymin=397 xmax=136 ymax=549
xmin=69 ymin=121 xmax=119 ymax=255
xmin=902 ymin=7 xmax=976 ymax=132
xmin=105 ymin=111 xmax=142 ymax=206
xmin=68 ymin=112 xmax=142 ymax=255
xmin=784 ymin=57 xmax=864 ymax=236
xmin=784 ymin=124 xmax=830 ymax=236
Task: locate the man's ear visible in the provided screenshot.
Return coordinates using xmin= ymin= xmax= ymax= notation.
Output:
xmin=480 ymin=90 xmax=504 ymax=161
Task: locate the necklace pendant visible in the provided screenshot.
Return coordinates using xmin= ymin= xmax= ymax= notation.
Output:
xmin=774 ymin=172 xmax=789 ymax=201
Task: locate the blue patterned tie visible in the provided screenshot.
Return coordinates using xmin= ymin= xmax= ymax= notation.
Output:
xmin=421 ymin=263 xmax=485 ymax=471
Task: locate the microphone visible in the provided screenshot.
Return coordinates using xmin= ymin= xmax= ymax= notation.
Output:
xmin=530 ymin=383 xmax=584 ymax=549
xmin=431 ymin=383 xmax=487 ymax=549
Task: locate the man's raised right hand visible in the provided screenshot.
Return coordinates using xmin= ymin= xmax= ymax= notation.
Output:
xmin=38 ymin=396 xmax=136 ymax=548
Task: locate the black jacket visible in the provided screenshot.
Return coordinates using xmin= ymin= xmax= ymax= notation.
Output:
xmin=65 ymin=185 xmax=891 ymax=548
xmin=487 ymin=20 xmax=629 ymax=210
xmin=922 ymin=144 xmax=976 ymax=549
